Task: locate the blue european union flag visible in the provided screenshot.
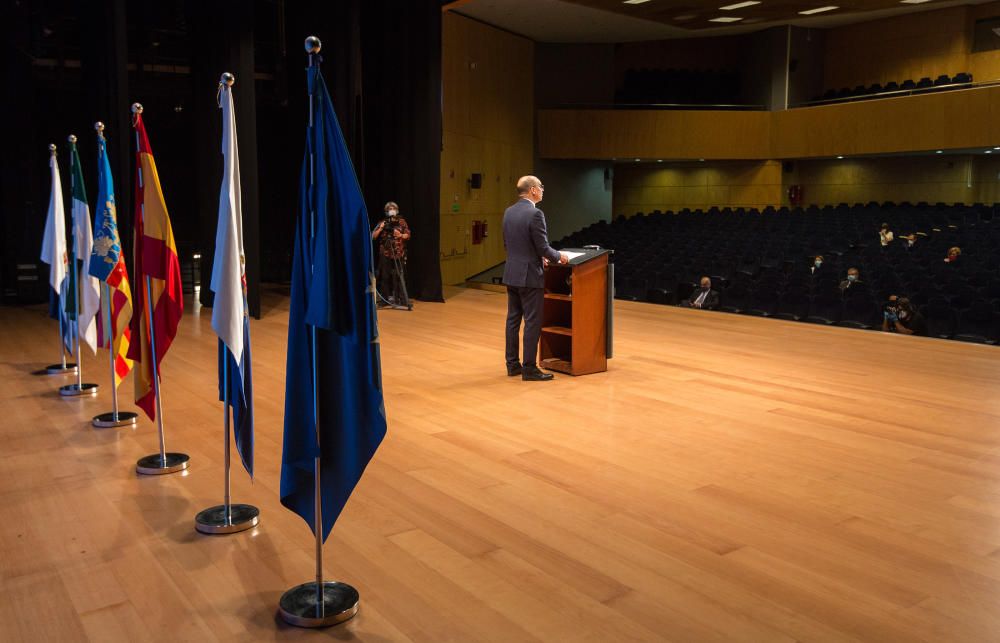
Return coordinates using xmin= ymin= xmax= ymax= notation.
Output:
xmin=280 ymin=57 xmax=387 ymax=541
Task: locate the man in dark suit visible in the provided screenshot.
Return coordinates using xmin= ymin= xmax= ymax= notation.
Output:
xmin=503 ymin=176 xmax=568 ymax=381
xmin=685 ymin=276 xmax=719 ymax=310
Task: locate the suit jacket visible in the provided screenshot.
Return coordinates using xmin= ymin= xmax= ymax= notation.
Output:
xmin=686 ymin=288 xmax=720 ymax=310
xmin=502 ymin=199 xmax=562 ymax=288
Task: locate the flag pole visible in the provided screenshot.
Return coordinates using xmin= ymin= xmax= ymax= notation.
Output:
xmin=45 ymin=143 xmax=78 ymax=376
xmin=278 ymin=36 xmax=360 ymax=629
xmin=60 ymin=134 xmax=99 ymax=397
xmin=195 ymin=72 xmax=259 ymax=535
xmin=91 ymin=123 xmax=138 ymax=427
xmin=132 ymin=103 xmax=189 ymax=475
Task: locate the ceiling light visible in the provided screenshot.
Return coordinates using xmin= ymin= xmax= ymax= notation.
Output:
xmin=986 ymin=150 xmax=993 ymax=154
xmin=799 ymin=6 xmax=838 ymax=14
xmin=657 ymin=159 xmax=663 ymax=162
xmin=709 ymin=16 xmax=743 ymax=22
xmin=900 ymin=0 xmax=932 ymax=4
xmin=674 ymin=14 xmax=697 ymax=20
xmin=623 ymin=0 xmax=651 ymax=4
xmin=935 ymin=150 xmax=943 ymax=154
xmin=993 ymin=146 xmax=999 ymax=150
xmin=634 ymin=158 xmax=641 ymax=162
xmin=837 ymin=155 xmax=844 ymax=159
xmin=720 ymin=1 xmax=760 ymax=9
xmin=698 ymin=158 xmax=705 ymax=162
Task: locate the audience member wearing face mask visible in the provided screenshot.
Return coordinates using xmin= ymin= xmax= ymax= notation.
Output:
xmin=810 ymin=255 xmax=825 ymax=275
xmin=839 ymin=267 xmax=861 ymax=293
xmin=881 ymin=296 xmax=927 ymax=336
xmin=879 ymin=223 xmax=894 ymax=247
xmin=685 ymin=276 xmax=719 ymax=311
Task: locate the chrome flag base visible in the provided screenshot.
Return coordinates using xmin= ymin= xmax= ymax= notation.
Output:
xmin=92 ymin=411 xmax=139 ymax=428
xmin=45 ymin=363 xmax=77 ymax=375
xmin=59 ymin=382 xmax=99 ymax=397
xmin=279 ymin=581 xmax=359 ymax=628
xmin=136 ymin=452 xmax=189 ymax=475
xmin=195 ymin=504 xmax=259 ymax=535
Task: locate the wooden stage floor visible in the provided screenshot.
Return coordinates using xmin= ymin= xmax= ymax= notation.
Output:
xmin=3 ymin=286 xmax=1000 ymax=642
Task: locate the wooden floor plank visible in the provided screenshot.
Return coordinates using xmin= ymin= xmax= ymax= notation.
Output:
xmin=3 ymin=286 xmax=1000 ymax=641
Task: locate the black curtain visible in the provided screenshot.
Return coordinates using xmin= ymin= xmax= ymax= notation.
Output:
xmin=360 ymin=0 xmax=443 ymax=302
xmin=275 ymin=0 xmax=443 ymax=302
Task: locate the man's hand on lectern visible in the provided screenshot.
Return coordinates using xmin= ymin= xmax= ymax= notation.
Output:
xmin=559 ymin=252 xmax=569 ymax=264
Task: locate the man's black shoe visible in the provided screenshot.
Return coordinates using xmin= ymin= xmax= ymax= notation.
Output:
xmin=506 ymin=363 xmax=523 ymax=377
xmin=522 ymin=366 xmax=554 ymax=381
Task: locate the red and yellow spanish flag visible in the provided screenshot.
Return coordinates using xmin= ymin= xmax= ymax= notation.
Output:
xmin=127 ymin=109 xmax=183 ymax=421
xmin=96 ymin=260 xmax=134 ymax=388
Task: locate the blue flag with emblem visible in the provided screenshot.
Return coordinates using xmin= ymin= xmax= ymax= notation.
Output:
xmin=280 ymin=54 xmax=387 ymax=541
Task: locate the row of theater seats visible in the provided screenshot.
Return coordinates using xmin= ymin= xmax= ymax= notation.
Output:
xmin=553 ymin=203 xmax=1000 ymax=344
xmin=616 ymin=68 xmax=743 ymax=105
xmin=809 ymin=72 xmax=973 ymax=104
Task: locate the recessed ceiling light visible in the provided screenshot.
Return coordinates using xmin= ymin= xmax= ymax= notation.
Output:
xmin=634 ymin=158 xmax=641 ymax=162
xmin=900 ymin=0 xmax=932 ymax=4
xmin=657 ymin=159 xmax=663 ymax=162
xmin=993 ymin=146 xmax=999 ymax=150
xmin=986 ymin=150 xmax=993 ymax=154
xmin=935 ymin=150 xmax=943 ymax=154
xmin=720 ymin=1 xmax=760 ymax=9
xmin=799 ymin=6 xmax=838 ymax=14
xmin=674 ymin=14 xmax=697 ymax=20
xmin=623 ymin=0 xmax=651 ymax=4
xmin=710 ymin=16 xmax=743 ymax=22
xmin=698 ymin=158 xmax=705 ymax=162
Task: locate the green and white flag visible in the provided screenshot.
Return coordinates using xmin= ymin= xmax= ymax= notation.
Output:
xmin=69 ymin=139 xmax=100 ymax=353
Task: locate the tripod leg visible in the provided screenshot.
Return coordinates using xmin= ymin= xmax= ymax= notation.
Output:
xmin=393 ymin=256 xmax=411 ymax=310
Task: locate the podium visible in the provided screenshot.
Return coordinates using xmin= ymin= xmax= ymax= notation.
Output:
xmin=539 ymin=248 xmax=613 ymax=376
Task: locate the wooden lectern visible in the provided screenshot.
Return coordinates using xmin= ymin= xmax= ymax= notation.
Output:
xmin=539 ymin=248 xmax=613 ymax=376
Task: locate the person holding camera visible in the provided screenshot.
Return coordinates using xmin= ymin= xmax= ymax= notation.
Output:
xmin=882 ymin=295 xmax=927 ymax=336
xmin=372 ymin=201 xmax=411 ymax=307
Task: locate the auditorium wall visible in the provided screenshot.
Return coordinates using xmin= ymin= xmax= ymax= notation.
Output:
xmin=612 ymin=161 xmax=783 ymax=216
xmin=823 ymin=2 xmax=1000 ymax=92
xmin=534 ymin=159 xmax=613 ymax=241
xmin=440 ymin=13 xmax=534 ymax=285
xmin=785 ymin=155 xmax=1000 ymax=207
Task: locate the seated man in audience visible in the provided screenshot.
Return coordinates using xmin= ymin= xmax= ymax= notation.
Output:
xmin=839 ymin=267 xmax=862 ymax=292
xmin=944 ymin=246 xmax=961 ymax=263
xmin=685 ymin=276 xmax=719 ymax=310
xmin=881 ymin=296 xmax=927 ymax=336
xmin=900 ymin=233 xmax=918 ymax=250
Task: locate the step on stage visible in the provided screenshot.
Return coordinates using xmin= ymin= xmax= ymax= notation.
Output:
xmin=2 ymin=286 xmax=1000 ymax=641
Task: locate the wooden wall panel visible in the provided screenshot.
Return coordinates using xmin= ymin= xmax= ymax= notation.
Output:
xmin=538 ymin=109 xmax=771 ymax=160
xmin=770 ymin=86 xmax=1000 ymax=159
xmin=440 ymin=13 xmax=534 ymax=284
xmin=823 ymin=6 xmax=969 ymax=91
xmin=612 ymin=161 xmax=783 ymax=216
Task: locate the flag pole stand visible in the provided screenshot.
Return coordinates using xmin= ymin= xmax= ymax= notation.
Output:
xmin=133 ymin=104 xmax=189 ymax=475
xmin=195 ymin=345 xmax=258 ymax=533
xmin=279 ymin=36 xmax=359 ymax=629
xmin=60 ymin=135 xmax=99 ymax=397
xmin=134 ymin=274 xmax=189 ymax=474
xmin=90 ymin=124 xmax=137 ymax=427
xmin=45 ymin=143 xmax=77 ymax=376
xmin=92 ymin=283 xmax=137 ymax=427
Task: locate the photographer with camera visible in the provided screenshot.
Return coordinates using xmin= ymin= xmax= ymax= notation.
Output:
xmin=881 ymin=295 xmax=927 ymax=336
xmin=372 ymin=201 xmax=411 ymax=309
